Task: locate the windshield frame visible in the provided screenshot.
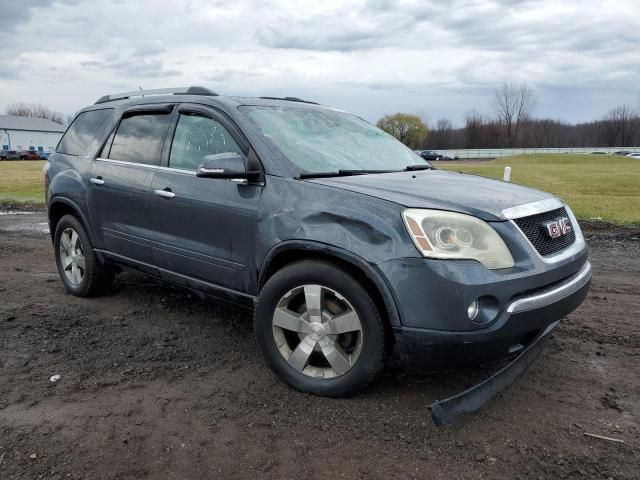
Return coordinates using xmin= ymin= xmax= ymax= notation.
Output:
xmin=237 ymin=104 xmax=431 ymax=178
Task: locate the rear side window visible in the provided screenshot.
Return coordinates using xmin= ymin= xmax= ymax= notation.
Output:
xmin=56 ymin=109 xmax=113 ymax=156
xmin=169 ymin=114 xmax=243 ymax=171
xmin=108 ymin=113 xmax=171 ymax=166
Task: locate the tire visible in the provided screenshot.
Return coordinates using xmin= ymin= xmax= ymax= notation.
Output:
xmin=53 ymin=214 xmax=113 ymax=297
xmin=255 ymin=260 xmax=385 ymax=397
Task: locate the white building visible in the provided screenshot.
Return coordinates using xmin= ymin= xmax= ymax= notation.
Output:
xmin=0 ymin=114 xmax=66 ymax=154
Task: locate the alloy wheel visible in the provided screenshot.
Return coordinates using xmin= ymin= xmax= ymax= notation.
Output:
xmin=59 ymin=227 xmax=86 ymax=286
xmin=272 ymin=284 xmax=363 ymax=378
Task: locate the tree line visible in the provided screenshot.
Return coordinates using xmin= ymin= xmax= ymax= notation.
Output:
xmin=377 ymin=83 xmax=640 ymax=150
xmin=4 ymin=102 xmax=69 ymax=125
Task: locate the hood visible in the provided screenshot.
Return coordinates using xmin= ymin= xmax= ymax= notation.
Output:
xmin=307 ymin=170 xmax=556 ymax=221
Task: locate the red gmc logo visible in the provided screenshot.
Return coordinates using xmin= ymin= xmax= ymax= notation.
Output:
xmin=542 ymin=217 xmax=572 ymax=239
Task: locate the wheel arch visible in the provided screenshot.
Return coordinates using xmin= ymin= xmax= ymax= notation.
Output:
xmin=48 ymin=198 xmax=100 ymax=257
xmin=259 ymin=241 xmax=401 ymax=337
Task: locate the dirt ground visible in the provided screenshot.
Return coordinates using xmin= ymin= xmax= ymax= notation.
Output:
xmin=1 ymin=211 xmax=638 ymax=480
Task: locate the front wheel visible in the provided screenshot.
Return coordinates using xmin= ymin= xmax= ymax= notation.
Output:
xmin=53 ymin=214 xmax=113 ymax=297
xmin=255 ymin=260 xmax=385 ymax=397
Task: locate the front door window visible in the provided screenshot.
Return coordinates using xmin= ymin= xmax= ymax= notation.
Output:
xmin=169 ymin=114 xmax=243 ymax=171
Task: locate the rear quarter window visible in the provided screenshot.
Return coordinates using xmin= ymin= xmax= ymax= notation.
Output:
xmin=56 ymin=109 xmax=114 ymax=156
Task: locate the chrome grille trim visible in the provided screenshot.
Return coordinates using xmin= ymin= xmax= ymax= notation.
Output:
xmin=501 ymin=198 xmax=565 ymax=220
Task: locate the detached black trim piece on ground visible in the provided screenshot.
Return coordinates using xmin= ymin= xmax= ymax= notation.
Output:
xmin=429 ymin=321 xmax=559 ymax=426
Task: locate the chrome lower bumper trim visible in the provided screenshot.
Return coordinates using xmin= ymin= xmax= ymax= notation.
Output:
xmin=507 ymin=261 xmax=592 ymax=313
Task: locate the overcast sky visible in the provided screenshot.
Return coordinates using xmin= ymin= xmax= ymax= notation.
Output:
xmin=1 ymin=0 xmax=639 ymax=126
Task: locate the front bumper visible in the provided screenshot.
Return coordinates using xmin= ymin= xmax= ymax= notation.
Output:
xmin=390 ymin=260 xmax=591 ymax=368
xmin=429 ymin=319 xmax=559 ymax=425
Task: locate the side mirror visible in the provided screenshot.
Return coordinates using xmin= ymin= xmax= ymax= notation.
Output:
xmin=196 ymin=152 xmax=247 ymax=179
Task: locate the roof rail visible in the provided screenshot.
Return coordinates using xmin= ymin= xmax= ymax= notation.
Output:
xmin=259 ymin=96 xmax=320 ymax=105
xmin=94 ymin=86 xmax=219 ymax=105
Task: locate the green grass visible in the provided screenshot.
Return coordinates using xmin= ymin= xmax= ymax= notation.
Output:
xmin=0 ymin=160 xmax=46 ymax=206
xmin=439 ymin=154 xmax=640 ymax=225
xmin=1 ymin=155 xmax=639 ymax=224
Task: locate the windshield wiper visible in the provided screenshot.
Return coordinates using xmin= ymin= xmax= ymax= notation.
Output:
xmin=404 ymin=164 xmax=433 ymax=171
xmin=298 ymin=166 xmax=432 ymax=179
xmin=298 ymin=169 xmax=397 ymax=179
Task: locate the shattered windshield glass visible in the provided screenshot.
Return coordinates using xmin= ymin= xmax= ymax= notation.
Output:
xmin=240 ymin=106 xmax=428 ymax=174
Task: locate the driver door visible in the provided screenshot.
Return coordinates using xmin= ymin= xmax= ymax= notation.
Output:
xmin=149 ymin=106 xmax=263 ymax=294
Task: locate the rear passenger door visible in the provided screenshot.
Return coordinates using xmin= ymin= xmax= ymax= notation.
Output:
xmin=149 ymin=105 xmax=262 ymax=293
xmin=89 ymin=105 xmax=173 ymax=268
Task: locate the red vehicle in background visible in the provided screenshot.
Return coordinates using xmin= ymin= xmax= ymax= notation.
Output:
xmin=19 ymin=150 xmax=42 ymax=160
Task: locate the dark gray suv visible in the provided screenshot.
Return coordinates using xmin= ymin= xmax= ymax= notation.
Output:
xmin=45 ymin=87 xmax=590 ymax=410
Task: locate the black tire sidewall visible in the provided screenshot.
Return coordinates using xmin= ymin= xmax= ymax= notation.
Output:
xmin=255 ymin=261 xmax=385 ymax=397
xmin=54 ymin=215 xmax=97 ymax=297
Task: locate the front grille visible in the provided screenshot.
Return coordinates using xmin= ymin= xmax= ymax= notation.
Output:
xmin=513 ymin=207 xmax=576 ymax=257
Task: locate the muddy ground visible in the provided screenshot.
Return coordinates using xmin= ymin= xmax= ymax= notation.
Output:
xmin=0 ymin=211 xmax=638 ymax=479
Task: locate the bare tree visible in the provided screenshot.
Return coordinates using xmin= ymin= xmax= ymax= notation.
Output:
xmin=429 ymin=118 xmax=453 ymax=149
xmin=464 ymin=110 xmax=484 ymax=148
xmin=6 ymin=102 xmax=66 ymax=125
xmin=493 ymin=83 xmax=538 ymax=147
xmin=602 ymin=104 xmax=636 ymax=147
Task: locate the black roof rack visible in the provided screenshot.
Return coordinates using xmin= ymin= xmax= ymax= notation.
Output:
xmin=259 ymin=96 xmax=320 ymax=105
xmin=94 ymin=86 xmax=219 ymax=105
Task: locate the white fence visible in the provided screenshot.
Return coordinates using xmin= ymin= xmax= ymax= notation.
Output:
xmin=436 ymin=147 xmax=640 ymax=159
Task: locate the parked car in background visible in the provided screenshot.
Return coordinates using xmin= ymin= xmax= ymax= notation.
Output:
xmin=614 ymin=151 xmax=632 ymax=155
xmin=0 ymin=150 xmax=20 ymax=160
xmin=19 ymin=150 xmax=42 ymax=160
xmin=416 ymin=150 xmax=459 ymax=161
xmin=39 ymin=151 xmax=51 ymax=160
xmin=626 ymin=153 xmax=640 ymax=158
xmin=44 ymin=87 xmax=590 ymax=422
xmin=417 ymin=150 xmax=444 ymax=161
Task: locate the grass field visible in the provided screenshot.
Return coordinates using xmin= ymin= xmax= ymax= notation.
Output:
xmin=1 ymin=155 xmax=639 ymax=224
xmin=438 ymin=154 xmax=640 ymax=225
xmin=0 ymin=160 xmax=46 ymax=205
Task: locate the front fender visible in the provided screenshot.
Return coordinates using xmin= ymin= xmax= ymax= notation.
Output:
xmin=259 ymin=239 xmax=402 ymax=327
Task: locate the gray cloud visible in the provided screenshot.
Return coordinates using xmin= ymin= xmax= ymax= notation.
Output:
xmin=78 ymin=42 xmax=179 ymax=78
xmin=0 ymin=0 xmax=57 ymax=30
xmin=81 ymin=53 xmax=181 ymax=78
xmin=0 ymin=0 xmax=638 ymax=125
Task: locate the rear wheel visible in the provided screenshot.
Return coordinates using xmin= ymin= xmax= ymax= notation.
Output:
xmin=53 ymin=214 xmax=113 ymax=297
xmin=255 ymin=260 xmax=385 ymax=397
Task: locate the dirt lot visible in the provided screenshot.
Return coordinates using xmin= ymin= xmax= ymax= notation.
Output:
xmin=1 ymin=211 xmax=638 ymax=479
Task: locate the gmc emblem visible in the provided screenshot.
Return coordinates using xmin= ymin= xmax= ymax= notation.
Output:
xmin=542 ymin=217 xmax=572 ymax=239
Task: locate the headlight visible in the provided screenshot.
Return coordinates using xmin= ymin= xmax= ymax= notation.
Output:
xmin=402 ymin=209 xmax=515 ymax=269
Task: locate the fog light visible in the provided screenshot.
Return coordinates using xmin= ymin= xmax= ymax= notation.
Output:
xmin=467 ymin=300 xmax=479 ymax=321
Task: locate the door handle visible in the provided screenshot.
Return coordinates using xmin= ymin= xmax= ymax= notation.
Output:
xmin=90 ymin=177 xmax=104 ymax=185
xmin=154 ymin=188 xmax=176 ymax=199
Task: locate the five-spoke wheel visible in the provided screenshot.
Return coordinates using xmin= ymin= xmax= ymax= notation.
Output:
xmin=255 ymin=260 xmax=385 ymax=397
xmin=272 ymin=284 xmax=364 ymax=378
xmin=54 ymin=214 xmax=112 ymax=297
xmin=59 ymin=227 xmax=86 ymax=286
